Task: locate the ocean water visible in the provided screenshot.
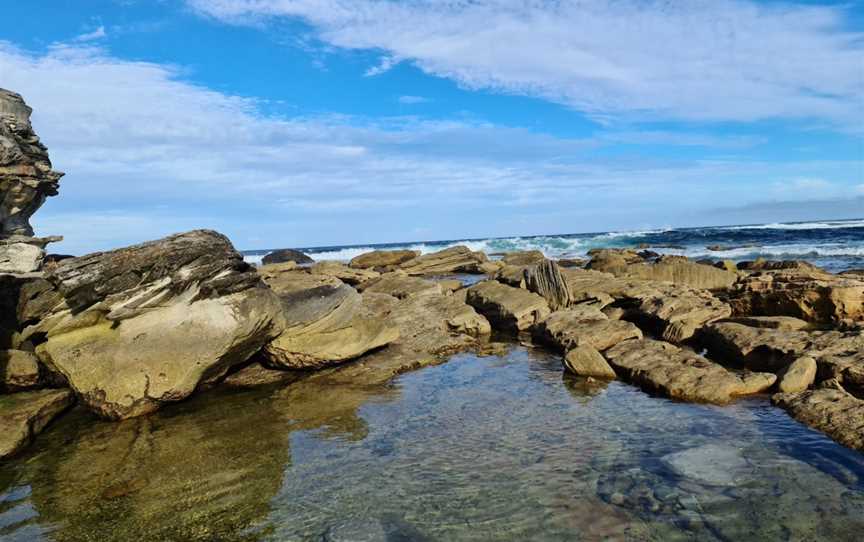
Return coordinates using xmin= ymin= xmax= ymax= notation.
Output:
xmin=243 ymin=218 xmax=864 ymax=273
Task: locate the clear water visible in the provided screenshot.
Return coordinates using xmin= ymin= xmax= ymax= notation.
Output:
xmin=2 ymin=345 xmax=864 ymax=541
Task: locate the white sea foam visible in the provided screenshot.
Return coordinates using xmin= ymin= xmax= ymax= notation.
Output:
xmin=720 ymin=219 xmax=864 ymax=231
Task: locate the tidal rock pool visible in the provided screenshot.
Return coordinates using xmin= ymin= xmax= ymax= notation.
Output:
xmin=2 ymin=345 xmax=864 ymax=541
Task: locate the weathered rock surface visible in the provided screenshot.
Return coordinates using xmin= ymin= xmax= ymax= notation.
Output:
xmin=359 ymin=273 xmax=443 ymax=299
xmin=773 ymin=385 xmax=864 ymax=451
xmin=588 ymin=251 xmax=737 ymax=290
xmin=524 ymin=259 xmax=571 ymax=310
xmin=635 ymin=288 xmax=732 ymax=343
xmin=777 ymin=356 xmax=817 ymax=393
xmin=221 ymin=361 xmax=306 ymax=389
xmin=534 ymin=308 xmax=642 ymax=352
xmin=0 ymin=388 xmax=73 ymax=459
xmin=662 ymin=444 xmax=751 ymax=487
xmin=0 ymin=236 xmax=46 ymax=273
xmin=466 ymin=280 xmax=550 ymax=332
xmin=261 ymin=248 xmax=313 ymax=266
xmin=27 ymin=230 xmax=285 ymax=419
xmin=564 ymin=346 xmax=616 ymax=379
xmin=501 ymin=250 xmax=546 ymax=266
xmin=1 ymin=348 xmax=41 ymax=392
xmin=604 ymin=339 xmax=776 ymax=403
xmin=723 ymin=315 xmax=811 ymax=331
xmin=349 ymin=249 xmax=419 ymax=269
xmin=399 ymin=246 xmax=489 ymax=275
xmin=310 ymin=261 xmax=380 ymax=286
xmin=494 ymin=264 xmax=530 ymax=288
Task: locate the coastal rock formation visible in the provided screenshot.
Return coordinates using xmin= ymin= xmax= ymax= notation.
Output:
xmin=635 ymin=288 xmax=732 ymax=343
xmin=588 ymin=251 xmax=738 ymax=290
xmin=0 ymin=349 xmax=41 ymax=391
xmin=777 ymin=356 xmax=817 ymax=393
xmin=604 ymin=339 xmax=776 ymax=403
xmin=533 ymin=308 xmax=642 ymax=352
xmin=466 ymin=280 xmax=551 ymax=331
xmin=501 ymin=250 xmax=546 ymax=266
xmin=0 ymin=388 xmax=73 ymax=459
xmin=524 ymin=259 xmax=571 ymax=310
xmin=359 ymin=273 xmax=443 ymax=299
xmin=261 ymin=248 xmax=313 ymax=265
xmin=310 ymin=261 xmax=380 ymax=286
xmin=563 ymin=345 xmax=617 ymax=378
xmin=773 ymin=384 xmax=864 ymax=451
xmin=399 ymin=245 xmax=490 ymax=275
xmin=26 ymin=230 xmax=284 ymax=419
xmin=350 ymin=249 xmax=419 ymax=269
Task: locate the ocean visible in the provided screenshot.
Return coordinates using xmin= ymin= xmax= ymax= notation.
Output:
xmin=243 ymin=218 xmax=864 ymax=273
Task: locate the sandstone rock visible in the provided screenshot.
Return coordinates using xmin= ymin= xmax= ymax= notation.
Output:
xmin=501 ymin=250 xmax=546 ymax=266
xmin=0 ymin=349 xmax=41 ymax=392
xmin=0 ymin=388 xmax=73 ymax=459
xmin=359 ymin=273 xmax=442 ymax=299
xmin=662 ymin=444 xmax=751 ymax=486
xmin=0 ymin=237 xmax=44 ymax=273
xmin=437 ymin=279 xmax=463 ymax=294
xmin=778 ymin=356 xmax=817 ymax=393
xmin=221 ymin=361 xmax=305 ymax=389
xmin=494 ymin=264 xmax=530 ymax=288
xmin=259 ymin=262 xmax=340 ymax=293
xmin=534 ymin=308 xmax=642 ymax=352
xmin=29 ymin=230 xmax=285 ymax=419
xmin=604 ymin=339 xmax=776 ymax=403
xmin=465 ymin=280 xmax=550 ymax=332
xmin=524 ymin=259 xmax=571 ymax=310
xmin=723 ymin=315 xmax=810 ymax=331
xmin=261 ymin=248 xmax=313 ymax=265
xmin=350 ymin=249 xmax=420 ymax=269
xmin=310 ymin=260 xmax=380 ymax=286
xmin=556 ymin=258 xmax=587 ymax=268
xmin=399 ymin=245 xmax=489 ymax=275
xmin=772 ymin=385 xmax=864 ymax=451
xmin=588 ymin=251 xmax=737 ymax=290
xmin=564 ymin=346 xmax=616 ymax=379
xmin=636 ymin=288 xmax=732 ymax=343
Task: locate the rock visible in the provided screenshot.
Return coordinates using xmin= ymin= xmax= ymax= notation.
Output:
xmin=261 ymin=248 xmax=313 ymax=265
xmin=662 ymin=444 xmax=751 ymax=486
xmin=715 ymin=260 xmax=738 ymax=273
xmin=564 ymin=346 xmax=616 ymax=379
xmin=0 ymin=388 xmax=73 ymax=459
xmin=588 ymin=251 xmax=738 ymax=290
xmin=399 ymin=245 xmax=489 ymax=275
xmin=465 ymin=280 xmax=550 ymax=332
xmin=524 ymin=259 xmax=571 ymax=311
xmin=778 ymin=356 xmax=817 ymax=393
xmin=494 ymin=264 xmax=530 ymax=288
xmin=359 ymin=273 xmax=442 ymax=299
xmin=322 ymin=516 xmax=431 ymax=542
xmin=0 ymin=237 xmax=44 ymax=273
xmin=604 ymin=339 xmax=776 ymax=403
xmin=310 ymin=261 xmax=380 ymax=286
xmin=723 ymin=316 xmax=810 ymax=331
xmin=0 ymin=349 xmax=41 ymax=391
xmin=349 ymin=249 xmax=419 ymax=269
xmin=533 ymin=308 xmax=642 ymax=352
xmin=728 ymin=264 xmax=864 ymax=324
xmin=636 ymin=288 xmax=731 ymax=343
xmin=259 ymin=262 xmax=339 ymax=293
xmin=29 ymin=230 xmax=285 ymax=419
xmin=263 ymin=281 xmax=399 ymax=370
xmin=773 ymin=385 xmax=864 ymax=451
xmin=0 ymin=89 xmax=64 ymax=238
xmin=556 ymin=258 xmax=586 ymax=268
xmin=437 ymin=279 xmax=463 ymax=294
xmin=500 ymin=250 xmax=546 ymax=266
xmin=221 ymin=361 xmax=305 ymax=389
xmin=707 ymin=244 xmax=758 ymax=252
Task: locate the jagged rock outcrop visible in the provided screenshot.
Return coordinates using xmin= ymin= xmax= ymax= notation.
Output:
xmin=524 ymin=259 xmax=571 ymax=310
xmin=261 ymin=248 xmax=313 ymax=266
xmin=350 ymin=249 xmax=419 ymax=269
xmin=604 ymin=339 xmax=776 ymax=404
xmin=399 ymin=246 xmax=491 ymax=275
xmin=0 ymin=388 xmax=74 ymax=459
xmin=24 ymin=230 xmax=284 ymax=419
xmin=359 ymin=273 xmax=443 ymax=299
xmin=501 ymin=250 xmax=546 ymax=266
xmin=309 ymin=261 xmax=380 ymax=286
xmin=773 ymin=383 xmax=864 ymax=451
xmin=533 ymin=307 xmax=643 ymax=352
xmin=587 ymin=250 xmax=737 ymax=290
xmin=466 ymin=280 xmax=550 ymax=332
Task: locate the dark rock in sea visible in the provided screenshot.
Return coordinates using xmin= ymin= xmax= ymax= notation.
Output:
xmin=262 ymin=248 xmax=314 ymax=265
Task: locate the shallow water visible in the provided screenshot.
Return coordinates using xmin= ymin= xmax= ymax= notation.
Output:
xmin=2 ymin=346 xmax=864 ymax=541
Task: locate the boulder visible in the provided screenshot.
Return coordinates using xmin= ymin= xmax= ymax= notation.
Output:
xmin=636 ymin=288 xmax=732 ymax=343
xmin=310 ymin=260 xmax=379 ymax=286
xmin=533 ymin=308 xmax=642 ymax=352
xmin=604 ymin=339 xmax=776 ymax=403
xmin=772 ymin=384 xmax=864 ymax=451
xmin=556 ymin=258 xmax=587 ymax=268
xmin=494 ymin=264 xmax=530 ymax=288
xmin=723 ymin=315 xmax=810 ymax=331
xmin=0 ymin=349 xmax=41 ymax=392
xmin=465 ymin=280 xmax=550 ymax=332
xmin=588 ymin=251 xmax=738 ymax=290
xmin=261 ymin=248 xmax=313 ymax=266
xmin=399 ymin=245 xmax=489 ymax=275
xmin=0 ymin=236 xmax=45 ymax=273
xmin=777 ymin=356 xmax=817 ymax=393
xmin=564 ymin=346 xmax=616 ymax=379
xmin=0 ymin=388 xmax=73 ymax=459
xmin=221 ymin=361 xmax=306 ymax=389
xmin=524 ymin=259 xmax=571 ymax=310
xmin=27 ymin=230 xmax=285 ymax=419
xmin=359 ymin=273 xmax=442 ymax=299
xmin=349 ymin=249 xmax=420 ymax=269
xmin=500 ymin=250 xmax=546 ymax=266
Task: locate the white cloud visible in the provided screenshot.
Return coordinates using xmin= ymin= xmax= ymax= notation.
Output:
xmin=74 ymin=26 xmax=107 ymax=42
xmin=188 ymin=0 xmax=864 ymax=126
xmin=398 ymin=95 xmax=431 ymax=105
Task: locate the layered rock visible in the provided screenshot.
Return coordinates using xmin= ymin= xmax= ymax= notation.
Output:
xmin=587 ymin=251 xmax=738 ymax=290
xmin=261 ymin=248 xmax=313 ymax=266
xmin=26 ymin=230 xmax=284 ymax=419
xmin=399 ymin=246 xmax=490 ymax=275
xmin=533 ymin=308 xmax=642 ymax=352
xmin=310 ymin=261 xmax=380 ymax=286
xmin=773 ymin=383 xmax=864 ymax=451
xmin=466 ymin=280 xmax=550 ymax=332
xmin=604 ymin=339 xmax=776 ymax=403
xmin=563 ymin=346 xmax=616 ymax=379
xmin=1 ymin=349 xmax=41 ymax=391
xmin=524 ymin=259 xmax=571 ymax=310
xmin=359 ymin=273 xmax=443 ymax=299
xmin=500 ymin=250 xmax=546 ymax=266
xmin=0 ymin=388 xmax=73 ymax=459
xmin=350 ymin=249 xmax=419 ymax=269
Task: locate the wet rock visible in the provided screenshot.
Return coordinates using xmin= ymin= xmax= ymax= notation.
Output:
xmin=29 ymin=230 xmax=285 ymax=419
xmin=221 ymin=361 xmax=305 ymax=389
xmin=662 ymin=444 xmax=751 ymax=486
xmin=0 ymin=388 xmax=73 ymax=459
xmin=500 ymin=250 xmax=546 ymax=266
xmin=310 ymin=261 xmax=380 ymax=286
xmin=466 ymin=280 xmax=550 ymax=332
xmin=534 ymin=308 xmax=642 ymax=352
xmin=773 ymin=385 xmax=864 ymax=451
xmin=778 ymin=356 xmax=817 ymax=393
xmin=399 ymin=245 xmax=489 ymax=275
xmin=349 ymin=249 xmax=420 ymax=269
xmin=564 ymin=346 xmax=616 ymax=379
xmin=261 ymin=248 xmax=313 ymax=265
xmin=0 ymin=349 xmax=41 ymax=392
xmin=604 ymin=339 xmax=776 ymax=403
xmin=524 ymin=259 xmax=571 ymax=311
xmin=359 ymin=273 xmax=442 ymax=299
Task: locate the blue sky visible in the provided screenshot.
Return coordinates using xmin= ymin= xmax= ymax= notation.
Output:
xmin=1 ymin=0 xmax=862 ymax=254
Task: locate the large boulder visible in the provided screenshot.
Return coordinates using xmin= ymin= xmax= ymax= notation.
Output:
xmin=261 ymin=248 xmax=313 ymax=266
xmin=500 ymin=250 xmax=546 ymax=266
xmin=563 ymin=345 xmax=616 ymax=379
xmin=349 ymin=249 xmax=419 ymax=269
xmin=0 ymin=388 xmax=73 ymax=459
xmin=359 ymin=273 xmax=443 ymax=299
xmin=588 ymin=251 xmax=738 ymax=290
xmin=26 ymin=230 xmax=285 ymax=419
xmin=773 ymin=383 xmax=864 ymax=451
xmin=533 ymin=308 xmax=642 ymax=352
xmin=465 ymin=280 xmax=550 ymax=331
xmin=0 ymin=349 xmax=41 ymax=392
xmin=604 ymin=339 xmax=776 ymax=403
xmin=524 ymin=259 xmax=571 ymax=310
xmin=399 ymin=245 xmax=490 ymax=275
xmin=777 ymin=356 xmax=817 ymax=393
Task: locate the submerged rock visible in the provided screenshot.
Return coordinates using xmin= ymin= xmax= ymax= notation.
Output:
xmin=466 ymin=280 xmax=550 ymax=332
xmin=0 ymin=388 xmax=73 ymax=459
xmin=28 ymin=230 xmax=284 ymax=419
xmin=350 ymin=249 xmax=419 ymax=269
xmin=662 ymin=444 xmax=751 ymax=486
xmin=773 ymin=385 xmax=864 ymax=451
xmin=261 ymin=248 xmax=313 ymax=265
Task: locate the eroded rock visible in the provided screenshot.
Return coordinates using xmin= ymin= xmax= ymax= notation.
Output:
xmin=350 ymin=249 xmax=419 ymax=269
xmin=466 ymin=280 xmax=550 ymax=332
xmin=773 ymin=385 xmax=864 ymax=451
xmin=0 ymin=349 xmax=41 ymax=392
xmin=359 ymin=273 xmax=442 ymax=299
xmin=0 ymin=388 xmax=73 ymax=459
xmin=261 ymin=248 xmax=313 ymax=266
xmin=533 ymin=308 xmax=642 ymax=352
xmin=399 ymin=246 xmax=489 ymax=275
xmin=564 ymin=346 xmax=616 ymax=379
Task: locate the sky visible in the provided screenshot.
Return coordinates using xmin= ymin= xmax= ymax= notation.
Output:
xmin=1 ymin=0 xmax=862 ymax=254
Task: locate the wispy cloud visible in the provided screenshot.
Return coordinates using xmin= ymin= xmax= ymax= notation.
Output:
xmin=188 ymin=0 xmax=864 ymax=127
xmin=398 ymin=95 xmax=431 ymax=105
xmin=73 ymin=25 xmax=107 ymax=42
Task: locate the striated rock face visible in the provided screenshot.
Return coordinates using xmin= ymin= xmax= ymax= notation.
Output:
xmin=604 ymin=339 xmax=776 ymax=404
xmin=773 ymin=384 xmax=864 ymax=451
xmin=26 ymin=230 xmax=285 ymax=419
xmin=0 ymin=388 xmax=74 ymax=459
xmin=0 ymin=349 xmax=42 ymax=392
xmin=588 ymin=251 xmax=738 ymax=290
xmin=563 ymin=346 xmax=616 ymax=379
xmin=524 ymin=259 xmax=571 ymax=311
xmin=466 ymin=280 xmax=550 ymax=332
xmin=309 ymin=261 xmax=380 ymax=286
xmin=359 ymin=273 xmax=443 ymax=299
xmin=350 ymin=249 xmax=419 ymax=269
xmin=533 ymin=308 xmax=642 ymax=353
xmin=399 ymin=245 xmax=490 ymax=275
